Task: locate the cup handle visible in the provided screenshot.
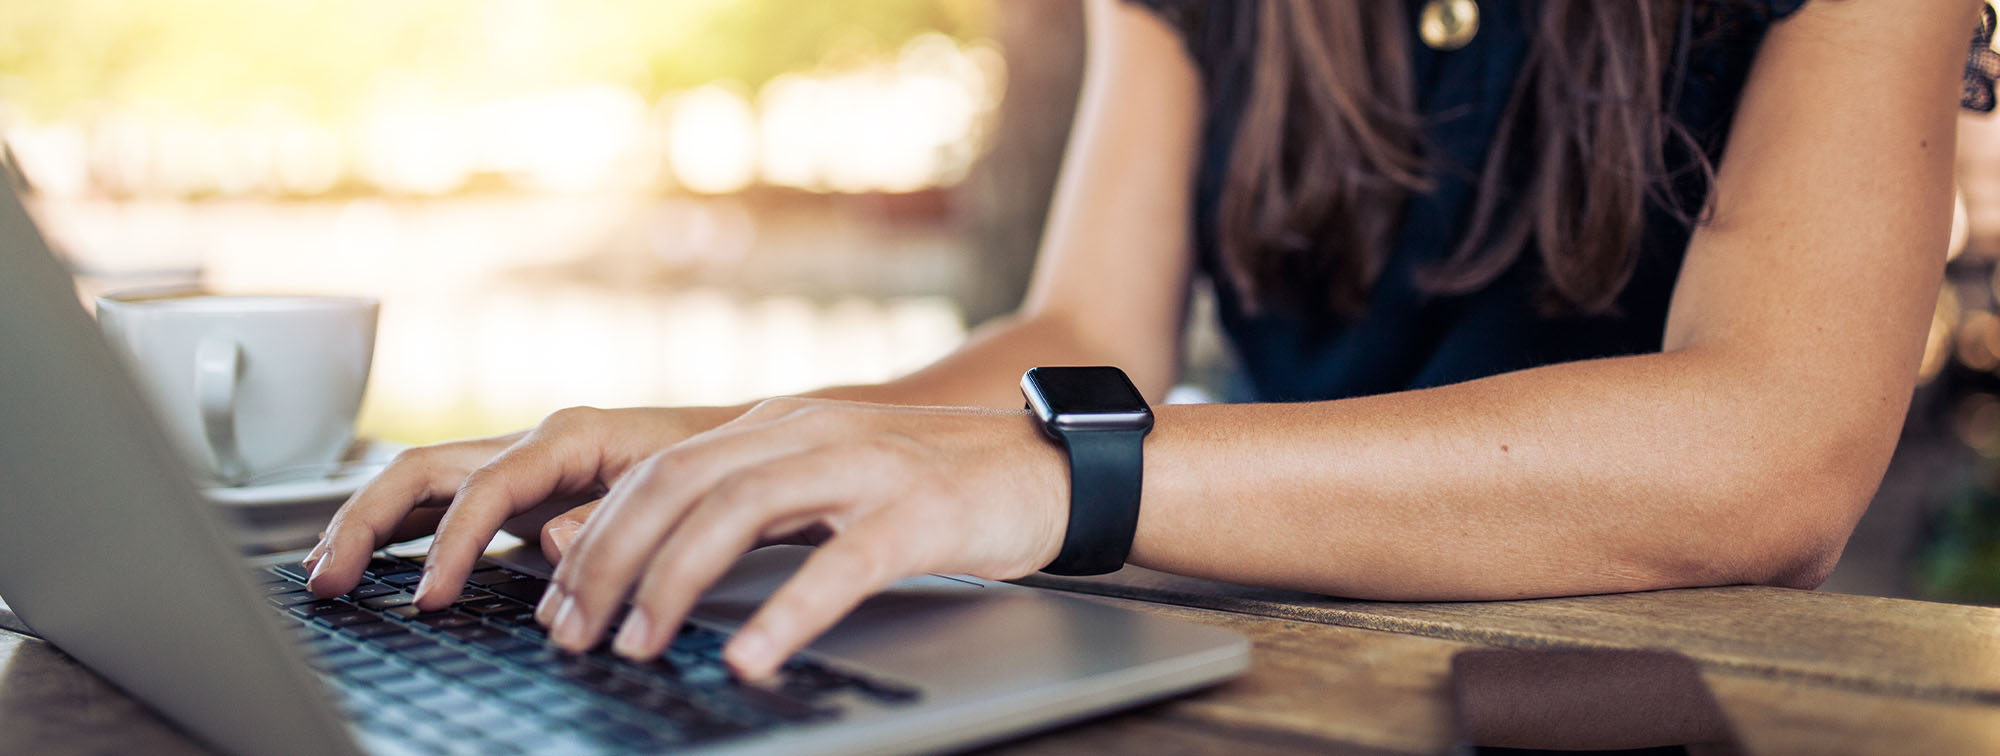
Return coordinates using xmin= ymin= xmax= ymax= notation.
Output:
xmin=195 ymin=337 xmax=248 ymax=485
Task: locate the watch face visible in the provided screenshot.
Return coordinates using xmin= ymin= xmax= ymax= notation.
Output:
xmin=1023 ymin=366 xmax=1151 ymax=432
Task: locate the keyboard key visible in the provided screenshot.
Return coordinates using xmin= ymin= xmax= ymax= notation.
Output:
xmin=498 ymin=683 xmax=573 ymax=706
xmin=456 ymin=598 xmax=519 ymax=615
xmin=485 ymin=578 xmax=550 ymax=604
xmin=340 ymin=662 xmax=413 ymax=684
xmin=367 ymin=631 xmax=434 ymax=651
xmin=359 ymin=593 xmax=416 ymax=611
xmin=724 ymin=683 xmax=834 ymax=723
xmin=291 ymin=600 xmax=359 ymax=620
xmin=268 ymin=590 xmax=320 ymax=607
xmin=340 ymin=622 xmax=405 ymax=640
xmin=401 ymin=645 xmax=464 ymax=663
xmin=643 ymin=700 xmax=751 ymax=744
xmin=368 ymin=674 xmax=445 ymax=700
xmin=412 ymin=611 xmax=478 ymax=630
xmin=312 ymin=650 xmax=372 ymax=670
xmin=485 ymin=607 xmax=537 ymax=626
xmin=303 ymin=637 xmax=351 ymax=656
xmin=468 ymin=635 xmax=537 ymax=656
xmin=320 ymin=612 xmax=384 ymax=630
xmin=852 ymin=675 xmax=920 ymax=704
xmin=461 ymin=668 xmax=523 ymax=690
xmin=264 ymin=581 xmax=304 ymax=595
xmin=676 ymin=663 xmax=729 ymax=687
xmin=591 ymin=722 xmax=667 ymax=750
xmin=776 ymin=661 xmax=848 ymax=699
xmin=364 ymin=557 xmax=418 ymax=578
xmin=347 ymin=584 xmax=397 ymax=600
xmin=587 ymin=675 xmax=649 ymax=700
xmin=465 ymin=568 xmax=517 ymax=586
xmin=271 ymin=563 xmax=311 ymax=582
xmin=430 ymin=657 xmax=503 ymax=677
xmin=507 ymin=619 xmax=550 ymax=641
xmin=380 ymin=572 xmax=425 ymax=587
xmin=556 ymin=661 xmax=617 ymax=687
xmin=516 ymin=689 xmax=594 ymax=720
xmin=499 ymin=646 xmax=565 ymax=666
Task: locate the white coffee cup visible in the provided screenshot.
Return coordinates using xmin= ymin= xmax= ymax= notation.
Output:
xmin=95 ymin=289 xmax=379 ymax=487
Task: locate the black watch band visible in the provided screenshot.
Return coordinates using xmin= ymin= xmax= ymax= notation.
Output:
xmin=1043 ymin=427 xmax=1146 ymax=576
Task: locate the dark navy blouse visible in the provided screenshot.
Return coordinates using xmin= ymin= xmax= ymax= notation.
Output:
xmin=1124 ymin=0 xmax=1960 ymax=403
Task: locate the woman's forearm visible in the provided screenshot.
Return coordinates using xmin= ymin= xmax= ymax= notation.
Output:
xmin=804 ymin=312 xmax=1167 ymax=410
xmin=659 ymin=312 xmax=1152 ymax=440
xmin=1131 ymin=345 xmax=1909 ymax=600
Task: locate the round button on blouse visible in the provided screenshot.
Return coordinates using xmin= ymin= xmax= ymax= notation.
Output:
xmin=1419 ymin=0 xmax=1481 ymax=51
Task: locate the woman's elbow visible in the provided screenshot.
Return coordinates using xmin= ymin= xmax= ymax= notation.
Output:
xmin=1728 ymin=426 xmax=1894 ymax=590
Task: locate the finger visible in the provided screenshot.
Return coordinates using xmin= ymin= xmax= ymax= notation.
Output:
xmin=547 ymin=408 xmax=842 ymax=651
xmin=726 ymin=527 xmax=904 ymax=679
xmin=500 ymin=490 xmax=602 ymax=542
xmin=541 ymin=500 xmax=601 ymax=563
xmin=415 ymin=409 xmax=617 ymax=610
xmin=607 ymin=446 xmax=872 ymax=661
xmin=306 ymin=447 xmax=474 ymax=596
xmin=533 ymin=500 xmax=601 ymax=627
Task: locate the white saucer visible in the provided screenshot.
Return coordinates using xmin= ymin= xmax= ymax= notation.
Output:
xmin=202 ymin=439 xmax=408 ymax=508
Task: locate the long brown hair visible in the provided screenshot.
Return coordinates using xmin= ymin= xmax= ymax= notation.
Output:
xmin=1220 ymin=0 xmax=1700 ymax=316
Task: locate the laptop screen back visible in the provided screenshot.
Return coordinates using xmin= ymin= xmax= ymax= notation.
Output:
xmin=0 ymin=179 xmax=359 ymax=756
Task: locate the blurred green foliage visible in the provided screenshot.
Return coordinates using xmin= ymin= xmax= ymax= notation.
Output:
xmin=1916 ymin=474 xmax=2000 ymax=604
xmin=0 ymin=0 xmax=991 ymax=119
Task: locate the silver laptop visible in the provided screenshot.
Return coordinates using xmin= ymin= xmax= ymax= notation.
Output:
xmin=0 ymin=178 xmax=1249 ymax=755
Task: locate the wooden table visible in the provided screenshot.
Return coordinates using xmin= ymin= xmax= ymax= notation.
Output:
xmin=5 ymin=567 xmax=1999 ymax=755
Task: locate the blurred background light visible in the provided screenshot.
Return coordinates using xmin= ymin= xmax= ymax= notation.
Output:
xmin=0 ymin=0 xmax=1008 ymax=443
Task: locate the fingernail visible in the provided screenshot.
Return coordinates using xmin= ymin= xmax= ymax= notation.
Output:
xmin=549 ymin=523 xmax=580 ymax=558
xmin=306 ymin=550 xmax=332 ymax=589
xmin=552 ymin=596 xmax=586 ymax=650
xmin=413 ymin=568 xmax=436 ymax=604
xmin=302 ymin=541 xmax=326 ymax=568
xmin=727 ymin=631 xmax=771 ymax=676
xmin=536 ymin=584 xmax=565 ymax=626
xmin=613 ymin=607 xmax=652 ymax=659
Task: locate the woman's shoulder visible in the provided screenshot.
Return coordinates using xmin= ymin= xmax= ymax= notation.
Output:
xmin=1722 ymin=0 xmax=1997 ymax=113
xmin=1116 ymin=0 xmax=1252 ymax=79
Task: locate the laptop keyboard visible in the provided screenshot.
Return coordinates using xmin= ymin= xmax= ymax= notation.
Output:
xmin=260 ymin=555 xmax=918 ymax=755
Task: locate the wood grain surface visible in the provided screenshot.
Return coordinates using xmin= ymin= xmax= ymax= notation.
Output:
xmin=1018 ymin=568 xmax=2000 ymax=704
xmin=4 ymin=581 xmax=1998 ymax=755
xmin=0 ymin=631 xmax=209 ymax=755
xmin=994 ymin=592 xmax=2000 ymax=756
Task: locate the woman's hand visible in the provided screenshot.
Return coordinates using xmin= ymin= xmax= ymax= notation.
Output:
xmin=302 ymin=405 xmax=733 ymax=598
xmin=527 ymin=397 xmax=1068 ymax=680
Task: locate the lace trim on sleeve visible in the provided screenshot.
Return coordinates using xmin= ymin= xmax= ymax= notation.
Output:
xmin=1966 ymin=3 xmax=1999 ymax=112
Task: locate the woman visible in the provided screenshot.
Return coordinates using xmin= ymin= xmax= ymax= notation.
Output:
xmin=306 ymin=0 xmax=1988 ymax=680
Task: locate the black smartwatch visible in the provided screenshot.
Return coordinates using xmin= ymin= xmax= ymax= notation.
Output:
xmin=1020 ymin=366 xmax=1153 ymax=576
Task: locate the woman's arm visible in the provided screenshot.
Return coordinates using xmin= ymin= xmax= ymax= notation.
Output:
xmin=303 ymin=0 xmax=1201 ymax=595
xmin=1131 ymin=0 xmax=1973 ymax=598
